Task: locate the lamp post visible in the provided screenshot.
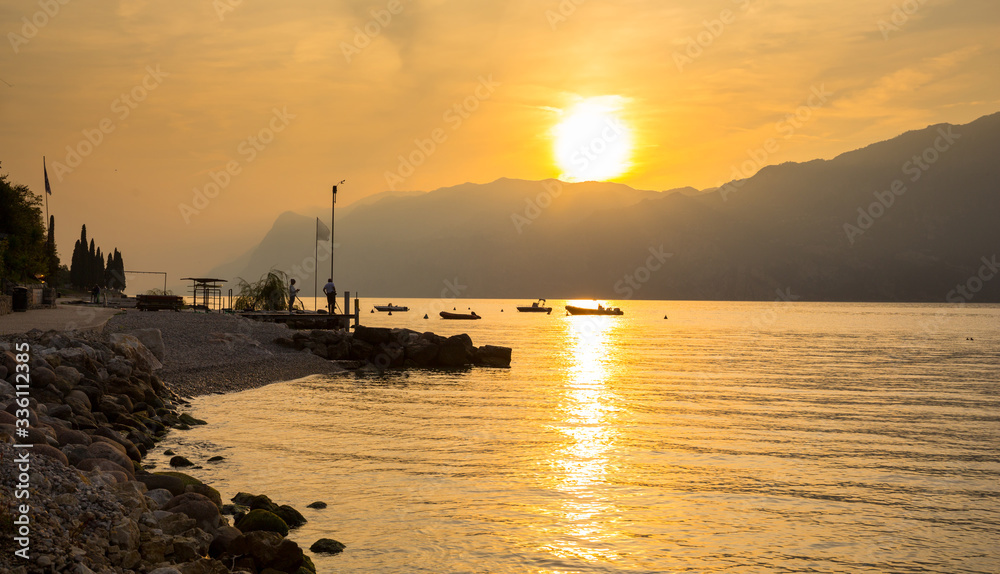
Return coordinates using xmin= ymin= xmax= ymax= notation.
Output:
xmin=331 ymin=180 xmax=344 ymax=307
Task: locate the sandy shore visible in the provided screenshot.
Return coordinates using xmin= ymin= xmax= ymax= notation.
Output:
xmin=105 ymin=310 xmax=346 ymax=396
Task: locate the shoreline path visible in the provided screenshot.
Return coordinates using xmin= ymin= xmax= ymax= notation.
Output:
xmin=0 ymin=303 xmax=119 ymax=335
xmin=0 ymin=303 xmax=345 ymax=396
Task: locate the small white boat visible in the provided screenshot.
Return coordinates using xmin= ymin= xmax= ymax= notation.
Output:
xmin=374 ymin=303 xmax=409 ymax=312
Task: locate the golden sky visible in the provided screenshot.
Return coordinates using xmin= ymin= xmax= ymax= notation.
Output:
xmin=1 ymin=0 xmax=998 ymax=289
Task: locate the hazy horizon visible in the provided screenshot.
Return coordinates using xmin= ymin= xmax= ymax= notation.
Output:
xmin=2 ymin=0 xmax=999 ymax=293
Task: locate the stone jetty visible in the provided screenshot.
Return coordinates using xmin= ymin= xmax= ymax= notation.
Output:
xmin=275 ymin=325 xmax=512 ymax=370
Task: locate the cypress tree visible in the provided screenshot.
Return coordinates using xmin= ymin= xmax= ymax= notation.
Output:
xmin=95 ymin=246 xmax=104 ymax=287
xmin=88 ymin=239 xmax=96 ymax=287
xmin=45 ymin=215 xmax=59 ymax=284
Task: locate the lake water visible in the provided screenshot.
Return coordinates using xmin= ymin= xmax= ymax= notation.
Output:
xmin=146 ymin=299 xmax=1000 ymax=573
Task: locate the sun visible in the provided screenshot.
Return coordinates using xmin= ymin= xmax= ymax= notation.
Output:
xmin=553 ymin=98 xmax=633 ymax=182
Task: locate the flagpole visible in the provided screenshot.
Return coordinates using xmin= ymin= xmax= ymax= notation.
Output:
xmin=331 ymin=184 xmax=337 ymax=290
xmin=314 ymin=232 xmax=318 ymax=312
xmin=43 ymin=156 xmax=50 ymax=238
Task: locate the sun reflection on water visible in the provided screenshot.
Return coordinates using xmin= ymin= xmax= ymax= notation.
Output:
xmin=538 ymin=315 xmax=625 ymax=565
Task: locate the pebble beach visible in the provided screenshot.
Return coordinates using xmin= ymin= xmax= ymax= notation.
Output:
xmin=104 ymin=310 xmax=346 ymax=396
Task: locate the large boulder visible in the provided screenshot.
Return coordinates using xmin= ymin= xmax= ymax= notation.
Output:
xmin=229 ymin=531 xmax=304 ymax=572
xmin=54 ymin=365 xmax=83 ymax=386
xmin=348 ymin=339 xmax=374 ymax=361
xmin=163 ymin=492 xmax=222 ymax=533
xmin=473 ymin=345 xmax=512 ymax=368
xmin=75 ymin=458 xmax=132 ymax=481
xmin=352 ymin=325 xmax=392 ymax=345
xmin=310 ymin=537 xmax=346 ymax=555
xmin=109 ymin=333 xmax=163 ymax=372
xmin=85 ymin=442 xmax=135 ymax=476
xmin=436 ymin=335 xmax=474 ymax=367
xmin=31 ymin=366 xmax=57 ymax=389
xmin=273 ymin=504 xmax=307 ymax=529
xmin=137 ymin=473 xmax=187 ymax=496
xmin=404 ymin=339 xmax=439 ymax=366
xmin=235 ymin=509 xmax=289 ymax=536
xmin=232 ymin=492 xmax=278 ymax=512
xmin=130 ymin=328 xmax=166 ymax=361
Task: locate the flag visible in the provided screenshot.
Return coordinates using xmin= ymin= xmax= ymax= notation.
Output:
xmin=316 ymin=218 xmax=330 ymax=242
xmin=43 ymin=156 xmax=52 ymax=195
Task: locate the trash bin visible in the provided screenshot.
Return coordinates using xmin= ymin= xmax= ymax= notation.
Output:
xmin=11 ymin=287 xmax=29 ymax=312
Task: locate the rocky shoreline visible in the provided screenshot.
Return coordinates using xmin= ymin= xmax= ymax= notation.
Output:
xmin=0 ymin=311 xmax=512 ymax=573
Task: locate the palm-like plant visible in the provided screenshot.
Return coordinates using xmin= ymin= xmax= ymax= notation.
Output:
xmin=233 ymin=269 xmax=300 ymax=311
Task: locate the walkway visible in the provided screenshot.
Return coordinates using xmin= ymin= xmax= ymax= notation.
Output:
xmin=0 ymin=303 xmax=119 ymax=335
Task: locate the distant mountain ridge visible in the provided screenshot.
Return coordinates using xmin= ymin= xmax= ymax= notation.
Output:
xmin=205 ymin=112 xmax=1000 ymax=302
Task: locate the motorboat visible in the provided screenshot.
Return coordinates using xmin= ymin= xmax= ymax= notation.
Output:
xmin=565 ymin=304 xmax=624 ymax=316
xmin=440 ymin=311 xmax=481 ymax=320
xmin=374 ymin=303 xmax=409 ymax=312
xmin=516 ymin=299 xmax=552 ymax=314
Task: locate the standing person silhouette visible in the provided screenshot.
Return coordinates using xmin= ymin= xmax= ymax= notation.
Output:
xmin=288 ymin=278 xmax=300 ymax=314
xmin=322 ymin=278 xmax=337 ymax=313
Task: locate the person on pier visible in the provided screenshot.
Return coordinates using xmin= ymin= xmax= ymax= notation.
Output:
xmin=323 ymin=278 xmax=337 ymax=313
xmin=288 ymin=278 xmax=300 ymax=314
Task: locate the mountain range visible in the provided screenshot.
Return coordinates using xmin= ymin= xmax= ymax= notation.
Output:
xmin=205 ymin=112 xmax=1000 ymax=302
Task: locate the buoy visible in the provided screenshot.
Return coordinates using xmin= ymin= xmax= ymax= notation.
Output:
xmin=370 ymin=309 xmax=374 ymax=313
xmin=453 ymin=307 xmax=456 ymax=310
xmin=501 ymin=309 xmax=504 ymax=312
xmin=388 ymin=311 xmax=392 ymax=316
xmin=664 ymin=315 xmax=668 ymax=319
xmin=424 ymin=314 xmax=429 ymax=319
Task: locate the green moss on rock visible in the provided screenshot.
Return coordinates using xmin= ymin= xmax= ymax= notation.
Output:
xmin=235 ymin=509 xmax=289 ymax=536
